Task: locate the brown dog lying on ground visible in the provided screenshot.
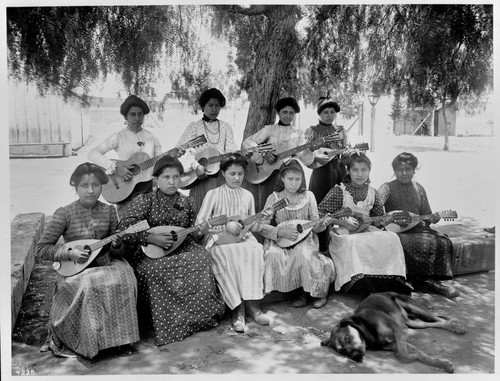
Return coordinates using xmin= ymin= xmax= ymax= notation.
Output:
xmin=321 ymin=291 xmax=466 ymax=373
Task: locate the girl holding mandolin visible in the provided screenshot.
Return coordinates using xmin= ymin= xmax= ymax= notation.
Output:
xmin=35 ymin=163 xmax=140 ymax=359
xmin=305 ymin=94 xmax=349 ymax=253
xmin=318 ymin=153 xmax=411 ymax=296
xmin=196 ymin=154 xmax=273 ymax=333
xmin=258 ymin=159 xmax=336 ymax=309
xmin=378 ymin=152 xmax=459 ymax=298
xmin=118 ymin=156 xmax=226 ymax=346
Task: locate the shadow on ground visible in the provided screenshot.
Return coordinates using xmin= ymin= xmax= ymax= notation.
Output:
xmin=11 ymin=257 xmax=495 ymax=375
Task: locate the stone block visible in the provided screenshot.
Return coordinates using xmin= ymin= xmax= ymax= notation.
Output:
xmin=11 ymin=213 xmax=45 ymax=331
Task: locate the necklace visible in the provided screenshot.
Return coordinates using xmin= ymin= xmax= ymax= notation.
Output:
xmin=281 ymin=190 xmax=305 ymax=206
xmin=203 ymin=120 xmax=221 ymax=145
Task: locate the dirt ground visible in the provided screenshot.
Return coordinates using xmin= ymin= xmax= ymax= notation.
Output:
xmin=8 ymin=125 xmax=497 ymax=377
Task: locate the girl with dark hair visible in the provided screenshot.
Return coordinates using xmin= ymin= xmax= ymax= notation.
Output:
xmin=177 ymin=88 xmax=238 ymax=211
xmin=118 ymin=155 xmax=226 ymax=346
xmin=378 ymin=152 xmax=459 ymax=298
xmin=242 ymin=97 xmax=315 ymax=213
xmin=36 ymin=163 xmax=139 ymax=359
xmin=196 ymin=153 xmax=271 ymax=333
xmin=258 ymin=159 xmax=335 ymax=309
xmin=306 ymin=93 xmax=349 ymax=253
xmin=318 ymin=153 xmax=410 ymax=296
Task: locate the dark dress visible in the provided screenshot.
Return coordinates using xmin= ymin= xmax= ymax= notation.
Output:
xmin=119 ymin=190 xmax=226 ymax=346
xmin=305 ymin=123 xmax=348 ymax=251
xmin=378 ymin=180 xmax=453 ymax=280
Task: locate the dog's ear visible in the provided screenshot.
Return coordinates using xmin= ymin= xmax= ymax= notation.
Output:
xmin=339 ymin=317 xmax=359 ymax=330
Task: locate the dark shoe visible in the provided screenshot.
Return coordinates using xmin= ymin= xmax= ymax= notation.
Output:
xmin=424 ymin=279 xmax=460 ymax=298
xmin=292 ymin=293 xmax=308 ymax=308
xmin=245 ymin=300 xmax=270 ymax=325
xmin=232 ymin=303 xmax=246 ymax=332
xmin=312 ymin=297 xmax=327 ymax=308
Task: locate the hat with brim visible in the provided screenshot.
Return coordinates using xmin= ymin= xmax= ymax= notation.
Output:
xmin=275 ymin=97 xmax=300 ymax=113
xmin=120 ymin=95 xmax=150 ymax=117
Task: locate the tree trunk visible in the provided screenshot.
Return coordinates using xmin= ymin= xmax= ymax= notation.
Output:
xmin=441 ymin=98 xmax=449 ymax=151
xmin=243 ymin=5 xmax=300 ymax=139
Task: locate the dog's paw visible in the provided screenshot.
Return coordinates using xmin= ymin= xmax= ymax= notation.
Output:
xmin=449 ymin=320 xmax=467 ymax=335
xmin=439 ymin=359 xmax=454 ymax=373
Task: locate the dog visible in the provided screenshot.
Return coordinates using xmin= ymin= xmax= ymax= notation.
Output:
xmin=321 ymin=292 xmax=466 ymax=373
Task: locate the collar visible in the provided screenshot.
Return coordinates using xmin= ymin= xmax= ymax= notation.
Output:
xmin=278 ymin=120 xmax=290 ymax=126
xmin=318 ymin=121 xmax=333 ymax=127
xmin=202 ymin=114 xmax=218 ymax=122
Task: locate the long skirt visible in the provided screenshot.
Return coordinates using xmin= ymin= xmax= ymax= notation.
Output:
xmin=133 ymin=239 xmax=226 ymax=346
xmin=329 ymin=227 xmax=407 ymax=292
xmin=263 ymin=232 xmax=336 ymax=298
xmin=210 ymin=234 xmax=265 ymax=310
xmin=397 ymin=224 xmax=454 ymax=280
xmin=46 ymin=258 xmax=140 ymax=359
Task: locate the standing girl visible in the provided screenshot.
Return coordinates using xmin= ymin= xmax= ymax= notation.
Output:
xmin=306 ymin=94 xmax=348 ymax=253
xmin=258 ymin=159 xmax=335 ymax=309
xmin=177 ymin=88 xmax=238 ymax=211
xmin=196 ymin=154 xmax=271 ymax=332
xmin=318 ymin=153 xmax=410 ymax=296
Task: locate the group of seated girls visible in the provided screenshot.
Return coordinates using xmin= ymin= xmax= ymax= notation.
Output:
xmin=35 ymin=149 xmax=459 ymax=361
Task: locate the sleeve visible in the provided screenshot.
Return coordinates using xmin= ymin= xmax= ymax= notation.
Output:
xmin=377 ymin=183 xmax=391 ymax=206
xmin=109 ymin=205 xmax=119 ymax=234
xmin=370 ymin=190 xmax=386 ymax=217
xmin=178 ymin=148 xmax=200 ymax=173
xmin=195 ymin=189 xmax=216 ymax=225
xmin=177 ymin=122 xmax=198 ymax=146
xmin=304 ymin=126 xmax=315 ymax=142
xmin=186 ymin=196 xmax=197 ymax=228
xmin=119 ymin=194 xmax=152 ymax=246
xmin=223 ymin=122 xmax=238 ymax=153
xmin=35 ymin=207 xmax=68 ymax=262
xmin=295 ymin=128 xmax=314 ymax=166
xmin=153 ymin=135 xmax=162 ymax=157
xmin=340 ymin=126 xmax=349 ymax=148
xmin=242 ymin=125 xmax=272 ymax=164
xmin=318 ymin=186 xmax=344 ymax=216
xmin=254 ymin=193 xmax=279 ymax=241
xmin=87 ymin=133 xmax=120 ymax=174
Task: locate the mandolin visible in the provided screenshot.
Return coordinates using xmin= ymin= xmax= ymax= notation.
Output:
xmin=245 ymin=133 xmax=342 ymax=184
xmin=141 ymin=215 xmax=229 ymax=258
xmin=101 ymin=134 xmax=207 ymax=203
xmin=276 ymin=208 xmax=352 ymax=248
xmin=55 ymin=220 xmax=150 ymax=277
xmin=179 ymin=143 xmax=274 ymax=189
xmin=334 ymin=210 xmax=412 ymax=235
xmin=214 ymin=198 xmax=290 ymax=245
xmin=385 ymin=210 xmax=458 ymax=234
xmin=308 ymin=143 xmax=370 ymax=169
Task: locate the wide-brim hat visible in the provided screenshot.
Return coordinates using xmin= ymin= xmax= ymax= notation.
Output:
xmin=153 ymin=155 xmax=185 ymax=177
xmin=199 ymin=88 xmax=226 ymax=108
xmin=120 ymin=95 xmax=150 ymax=117
xmin=275 ymin=97 xmax=300 ymax=113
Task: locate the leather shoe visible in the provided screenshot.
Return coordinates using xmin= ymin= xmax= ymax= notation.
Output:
xmin=312 ymin=297 xmax=327 ymax=308
xmin=424 ymin=279 xmax=460 ymax=298
xmin=245 ymin=300 xmax=270 ymax=325
xmin=292 ymin=293 xmax=308 ymax=308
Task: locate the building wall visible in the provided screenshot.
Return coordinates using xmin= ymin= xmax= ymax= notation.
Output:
xmin=8 ymin=80 xmax=90 ymax=156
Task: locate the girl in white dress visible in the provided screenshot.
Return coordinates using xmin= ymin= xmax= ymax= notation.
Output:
xmin=196 ymin=154 xmax=271 ymax=332
xmin=318 ymin=153 xmax=411 ymax=296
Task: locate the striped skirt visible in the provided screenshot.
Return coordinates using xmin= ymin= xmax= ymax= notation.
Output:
xmin=210 ymin=233 xmax=265 ymax=310
xmin=263 ymin=232 xmax=336 ymax=298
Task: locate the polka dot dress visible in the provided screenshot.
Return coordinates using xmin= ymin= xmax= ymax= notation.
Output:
xmin=120 ymin=191 xmax=226 ymax=346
